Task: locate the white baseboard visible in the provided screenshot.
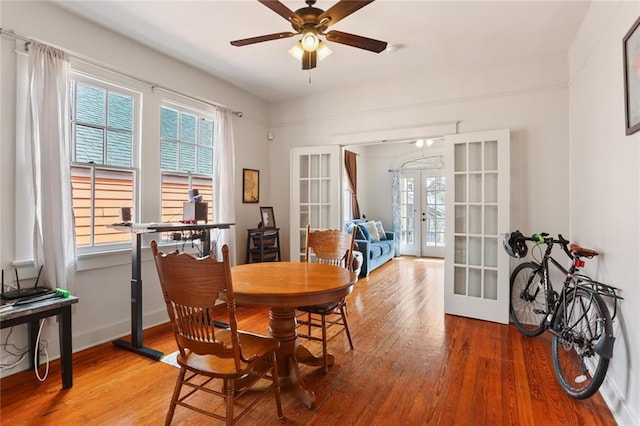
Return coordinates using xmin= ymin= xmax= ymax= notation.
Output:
xmin=600 ymin=377 xmax=639 ymax=426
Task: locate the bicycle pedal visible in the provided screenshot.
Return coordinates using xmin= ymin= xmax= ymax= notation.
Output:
xmin=533 ymin=309 xmax=547 ymax=315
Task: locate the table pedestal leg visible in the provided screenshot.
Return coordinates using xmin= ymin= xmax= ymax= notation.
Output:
xmin=295 ymin=345 xmax=335 ymax=368
xmin=269 ymin=307 xmax=316 ymax=409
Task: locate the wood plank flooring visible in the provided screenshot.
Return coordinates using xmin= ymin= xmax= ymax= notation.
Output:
xmin=0 ymin=257 xmax=616 ymax=425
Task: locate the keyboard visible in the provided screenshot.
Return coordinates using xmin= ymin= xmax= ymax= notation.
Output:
xmin=1 ymin=287 xmax=51 ymax=301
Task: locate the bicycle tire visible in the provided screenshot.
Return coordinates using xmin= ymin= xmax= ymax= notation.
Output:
xmin=510 ymin=262 xmax=547 ymax=336
xmin=551 ymin=287 xmax=612 ymax=399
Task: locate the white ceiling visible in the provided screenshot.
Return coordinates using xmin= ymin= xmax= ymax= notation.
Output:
xmin=52 ymin=0 xmax=590 ymax=103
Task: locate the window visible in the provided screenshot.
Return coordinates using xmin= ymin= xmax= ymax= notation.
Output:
xmin=70 ymin=75 xmax=140 ymax=250
xmin=160 ymin=105 xmax=214 ymax=222
xmin=425 ymin=176 xmax=445 ymax=247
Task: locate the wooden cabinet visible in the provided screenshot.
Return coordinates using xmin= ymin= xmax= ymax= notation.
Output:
xmin=246 ymin=228 xmax=281 ymax=263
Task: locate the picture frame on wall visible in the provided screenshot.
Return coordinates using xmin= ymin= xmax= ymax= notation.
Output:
xmin=623 ymin=16 xmax=640 ymax=135
xmin=260 ymin=206 xmax=276 ymax=228
xmin=242 ymin=169 xmax=259 ymax=203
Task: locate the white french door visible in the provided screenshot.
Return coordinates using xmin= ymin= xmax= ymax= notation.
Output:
xmin=290 ymin=146 xmax=342 ymax=261
xmin=398 ymin=170 xmax=445 ymax=258
xmin=444 ymin=129 xmax=510 ymax=324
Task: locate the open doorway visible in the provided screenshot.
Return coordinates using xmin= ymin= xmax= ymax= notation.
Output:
xmin=398 ymin=153 xmax=445 ymax=258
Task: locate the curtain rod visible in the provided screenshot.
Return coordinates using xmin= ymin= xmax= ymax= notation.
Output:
xmin=0 ymin=27 xmax=243 ymax=118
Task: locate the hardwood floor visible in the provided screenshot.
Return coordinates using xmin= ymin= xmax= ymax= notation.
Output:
xmin=0 ymin=257 xmax=616 ymax=425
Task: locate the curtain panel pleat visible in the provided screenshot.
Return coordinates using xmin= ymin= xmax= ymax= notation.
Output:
xmin=213 ymin=109 xmax=236 ymax=264
xmin=344 ymin=150 xmax=361 ymax=219
xmin=28 ymin=41 xmax=77 ymax=290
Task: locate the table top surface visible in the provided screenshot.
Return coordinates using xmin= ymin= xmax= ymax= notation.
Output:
xmin=231 ymin=262 xmax=356 ymax=308
xmin=0 ymin=295 xmax=78 ymax=323
xmin=108 ymin=222 xmax=234 ymax=233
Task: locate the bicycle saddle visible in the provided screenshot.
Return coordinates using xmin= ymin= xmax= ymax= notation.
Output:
xmin=569 ymin=243 xmax=599 ymax=258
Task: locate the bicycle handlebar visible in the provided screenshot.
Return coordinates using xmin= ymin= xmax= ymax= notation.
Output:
xmin=523 ymin=232 xmax=572 ymax=258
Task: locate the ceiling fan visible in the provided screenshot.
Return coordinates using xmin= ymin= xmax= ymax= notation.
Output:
xmin=230 ymin=0 xmax=388 ymax=70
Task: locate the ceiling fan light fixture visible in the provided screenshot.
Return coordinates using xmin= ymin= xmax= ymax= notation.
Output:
xmin=288 ymin=41 xmax=304 ymax=60
xmin=301 ymin=28 xmax=320 ymax=52
xmin=317 ymin=40 xmax=332 ymax=60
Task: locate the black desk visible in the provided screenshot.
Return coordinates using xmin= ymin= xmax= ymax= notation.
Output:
xmin=109 ymin=222 xmax=233 ymax=360
xmin=0 ymin=296 xmax=79 ymax=389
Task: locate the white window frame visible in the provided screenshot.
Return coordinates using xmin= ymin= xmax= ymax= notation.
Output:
xmin=159 ymin=102 xmax=214 ymax=223
xmin=70 ymin=72 xmax=141 ymax=254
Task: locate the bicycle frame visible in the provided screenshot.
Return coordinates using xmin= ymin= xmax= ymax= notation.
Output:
xmin=529 ymin=236 xmax=620 ymax=359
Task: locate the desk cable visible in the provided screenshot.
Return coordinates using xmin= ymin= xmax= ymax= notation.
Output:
xmin=34 ymin=318 xmax=50 ymax=381
xmin=0 ymin=326 xmax=28 ymax=370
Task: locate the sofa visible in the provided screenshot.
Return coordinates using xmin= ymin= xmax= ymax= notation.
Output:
xmin=345 ymin=219 xmax=396 ymax=277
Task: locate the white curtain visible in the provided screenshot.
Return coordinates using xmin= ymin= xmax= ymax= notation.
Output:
xmin=28 ymin=41 xmax=76 ymax=290
xmin=213 ymin=108 xmax=236 ymax=263
xmin=391 ymin=170 xmax=401 ymax=256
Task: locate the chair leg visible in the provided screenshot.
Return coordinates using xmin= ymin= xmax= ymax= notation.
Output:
xmin=321 ymin=314 xmax=328 ymax=374
xmin=340 ymin=305 xmax=354 ymax=350
xmin=166 ymin=368 xmax=185 ymax=426
xmin=271 ymin=352 xmax=284 ymax=419
xmin=225 ymin=378 xmax=234 ymax=425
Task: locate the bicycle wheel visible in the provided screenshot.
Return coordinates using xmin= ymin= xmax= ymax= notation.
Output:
xmin=510 ymin=262 xmax=547 ymax=336
xmin=551 ymin=287 xmax=612 ymax=399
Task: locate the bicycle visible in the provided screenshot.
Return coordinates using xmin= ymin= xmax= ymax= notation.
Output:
xmin=504 ymin=231 xmax=623 ymax=399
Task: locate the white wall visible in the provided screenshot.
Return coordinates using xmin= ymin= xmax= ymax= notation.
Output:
xmin=0 ymin=1 xmax=271 ymax=375
xmin=268 ymin=52 xmax=571 ymax=260
xmin=569 ymin=2 xmax=640 ymax=424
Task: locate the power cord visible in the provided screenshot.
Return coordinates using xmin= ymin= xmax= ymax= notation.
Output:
xmin=34 ymin=318 xmax=49 ymax=382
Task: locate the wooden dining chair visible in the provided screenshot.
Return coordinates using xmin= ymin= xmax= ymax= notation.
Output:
xmin=150 ymin=241 xmax=283 ymax=425
xmin=296 ymin=224 xmax=356 ymax=374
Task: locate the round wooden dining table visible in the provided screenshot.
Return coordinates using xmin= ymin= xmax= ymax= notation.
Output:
xmin=231 ymin=261 xmax=356 ymax=409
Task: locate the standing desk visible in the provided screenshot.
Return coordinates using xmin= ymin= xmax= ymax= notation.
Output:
xmin=0 ymin=295 xmax=79 ymax=389
xmin=109 ymin=222 xmax=233 ymax=360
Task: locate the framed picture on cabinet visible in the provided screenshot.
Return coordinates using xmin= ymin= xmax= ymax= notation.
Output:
xmin=624 ymin=16 xmax=640 ymax=135
xmin=259 ymin=206 xmax=276 ymax=228
xmin=242 ymin=168 xmax=259 ymax=203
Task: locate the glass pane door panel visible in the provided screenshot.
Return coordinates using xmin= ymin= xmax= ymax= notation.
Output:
xmin=321 ymin=179 xmax=330 ymax=203
xmin=300 ymin=181 xmax=309 ymax=203
xmin=455 ymin=205 xmax=467 ymax=233
xmin=455 ymin=175 xmax=466 ymax=202
xmin=300 ymin=156 xmax=309 ymax=178
xmin=310 ymin=180 xmax=319 ymax=203
xmin=484 ymin=270 xmax=498 ymax=300
xmin=468 ymin=142 xmax=482 ymax=171
xmin=469 ymin=268 xmax=482 ymax=297
xmin=310 ymin=205 xmax=320 ymax=228
xmin=485 ymin=206 xmax=498 ymax=235
xmin=321 ymin=154 xmax=330 ymax=177
xmin=485 ymin=140 xmax=498 ymax=171
xmin=484 ymin=238 xmax=498 ymax=267
xmin=310 ymin=155 xmax=319 ymax=178
xmin=469 ymin=174 xmax=482 ymax=203
xmin=469 ymin=205 xmax=482 ymax=234
xmin=454 ymin=267 xmax=467 ymax=295
xmin=468 ymin=237 xmax=482 ymax=266
xmin=454 ymin=144 xmax=466 ymax=172
xmin=320 ymin=205 xmax=330 ymax=228
xmin=485 ymin=173 xmax=498 ymax=203
xmin=455 ymin=236 xmax=466 ymax=264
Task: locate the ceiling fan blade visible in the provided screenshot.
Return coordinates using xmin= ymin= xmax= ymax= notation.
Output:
xmin=258 ymin=0 xmax=303 ymax=29
xmin=325 ymin=30 xmax=387 ymax=53
xmin=230 ymin=32 xmax=297 ymax=47
xmin=318 ymin=0 xmax=375 ymax=27
xmin=302 ymin=50 xmax=317 ymax=70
